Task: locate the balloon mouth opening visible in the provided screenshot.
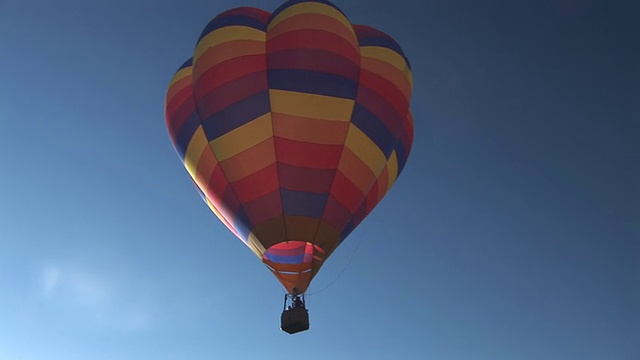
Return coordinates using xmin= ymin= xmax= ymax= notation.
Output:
xmin=262 ymin=241 xmax=326 ymax=294
xmin=262 ymin=241 xmax=325 ymax=265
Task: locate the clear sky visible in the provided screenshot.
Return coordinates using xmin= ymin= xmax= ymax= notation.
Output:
xmin=1 ymin=0 xmax=638 ymax=359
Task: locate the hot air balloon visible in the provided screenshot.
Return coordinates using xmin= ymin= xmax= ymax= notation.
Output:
xmin=165 ymin=0 xmax=413 ymax=334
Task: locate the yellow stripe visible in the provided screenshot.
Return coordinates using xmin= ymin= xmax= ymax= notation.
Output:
xmin=184 ymin=126 xmax=209 ymax=179
xmin=210 ymin=113 xmax=273 ymax=161
xmin=247 ymin=232 xmax=267 ymax=258
xmin=194 ymin=26 xmax=266 ymax=62
xmin=361 ymin=46 xmax=413 ymax=89
xmin=344 ymin=124 xmax=387 ymax=176
xmin=168 ymin=67 xmax=192 ymax=89
xmin=405 ymin=68 xmax=414 ymax=91
xmin=205 ymin=197 xmax=228 ymax=226
xmin=269 ymin=90 xmax=354 ymax=122
xmin=386 ymin=150 xmax=399 ymax=191
xmin=268 ymin=2 xmax=354 ymax=37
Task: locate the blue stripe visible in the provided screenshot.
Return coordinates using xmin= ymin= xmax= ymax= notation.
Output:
xmin=233 ymin=207 xmax=252 ymax=242
xmin=269 ymin=0 xmax=345 ymax=23
xmin=175 ymin=112 xmax=200 ymax=158
xmin=264 ymin=250 xmax=305 ymax=264
xmin=340 ymin=218 xmax=354 ymax=242
xmin=281 ymin=189 xmax=328 ymax=218
xmin=268 ymin=69 xmax=358 ymax=99
xmin=359 ymin=37 xmax=411 ymax=70
xmin=178 ymin=58 xmax=193 ymax=71
xmin=351 ymin=103 xmax=397 ymax=158
xmin=201 ymin=90 xmax=270 ymax=140
xmin=395 ymin=141 xmax=409 ymax=175
xmin=198 ymin=15 xmax=267 ymax=42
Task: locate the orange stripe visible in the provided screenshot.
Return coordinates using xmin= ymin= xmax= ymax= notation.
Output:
xmin=267 ymin=29 xmax=359 ymax=65
xmin=166 ymin=75 xmax=193 ymax=103
xmin=337 ymin=147 xmax=377 ymax=195
xmin=268 ymin=13 xmax=358 ymax=49
xmin=194 ymin=146 xmax=218 ymax=190
xmin=361 ymin=57 xmax=412 ymax=102
xmin=272 ymin=113 xmax=350 ymax=145
xmin=219 ymin=138 xmax=275 ymax=182
xmin=165 ymin=85 xmax=193 ymax=118
xmin=193 ymin=40 xmax=265 ymax=81
xmin=330 ymin=172 xmax=365 ymax=213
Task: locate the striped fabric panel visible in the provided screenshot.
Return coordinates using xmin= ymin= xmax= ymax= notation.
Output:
xmin=263 ymin=241 xmax=314 ymax=264
xmin=320 ymin=24 xmax=414 ymax=243
xmin=192 ymin=8 xmax=282 ymax=245
xmin=165 ymin=0 xmax=414 ymax=294
xmin=164 ymin=60 xmax=249 ymax=250
xmin=268 ymin=0 xmax=348 ymax=31
xmin=267 ymin=0 xmax=360 ymax=265
xmin=263 ymin=241 xmax=326 ymax=294
xmin=356 ymin=111 xmax=413 ymax=230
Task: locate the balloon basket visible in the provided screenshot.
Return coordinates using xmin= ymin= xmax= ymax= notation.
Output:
xmin=281 ymin=306 xmax=309 ymax=334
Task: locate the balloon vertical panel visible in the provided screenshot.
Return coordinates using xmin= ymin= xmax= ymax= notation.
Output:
xmin=267 ymin=1 xmax=361 ymax=255
xmin=192 ymin=9 xmax=274 ymax=256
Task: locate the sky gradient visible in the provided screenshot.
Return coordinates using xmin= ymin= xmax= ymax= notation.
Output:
xmin=1 ymin=0 xmax=638 ymax=359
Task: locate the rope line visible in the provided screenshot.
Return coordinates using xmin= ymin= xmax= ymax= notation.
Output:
xmin=307 ymin=223 xmax=367 ymax=296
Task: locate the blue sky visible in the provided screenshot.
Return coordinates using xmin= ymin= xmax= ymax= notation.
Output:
xmin=1 ymin=0 xmax=638 ymax=359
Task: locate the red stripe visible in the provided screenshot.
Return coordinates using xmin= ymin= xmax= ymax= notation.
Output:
xmin=267 ymin=241 xmax=308 ymax=255
xmin=166 ymin=85 xmax=193 ymax=119
xmin=359 ymin=69 xmax=409 ymax=120
xmin=321 ymin=196 xmax=352 ymax=232
xmin=364 ymin=181 xmax=380 ymax=214
xmin=166 ymin=98 xmax=196 ymax=140
xmin=330 ymin=171 xmax=365 ymax=213
xmin=201 ymin=165 xmax=241 ymax=223
xmin=243 ymin=190 xmax=283 ymax=225
xmin=195 ymin=71 xmax=268 ymax=119
xmin=267 ymin=29 xmax=360 ymax=64
xmin=194 ymin=55 xmax=267 ymax=99
xmin=400 ymin=124 xmax=413 ymax=156
xmin=269 ymin=13 xmax=357 ymax=47
xmin=356 ymin=84 xmax=406 ymax=139
xmin=274 ymin=137 xmax=343 ymax=169
xmin=278 ymin=163 xmax=335 ymax=193
xmin=166 ymin=75 xmax=193 ymax=102
xmin=231 ymin=163 xmax=279 ymax=203
xmin=206 ymin=166 xmax=230 ymax=204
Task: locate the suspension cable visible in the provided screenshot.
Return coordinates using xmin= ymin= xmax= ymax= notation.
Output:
xmin=307 ymin=223 xmax=368 ymax=296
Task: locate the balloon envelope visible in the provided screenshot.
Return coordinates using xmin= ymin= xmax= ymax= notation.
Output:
xmin=165 ymin=0 xmax=414 ymax=294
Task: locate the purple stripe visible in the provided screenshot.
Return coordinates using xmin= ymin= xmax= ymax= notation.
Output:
xmin=199 ymin=13 xmax=267 ymax=42
xmin=267 ymin=49 xmax=360 ymax=81
xmin=269 ymin=0 xmax=345 ymax=23
xmin=175 ymin=112 xmax=200 ymax=158
xmin=281 ymin=189 xmax=328 ymax=218
xmin=351 ymin=103 xmax=397 ymax=158
xmin=201 ymin=90 xmax=270 ymax=140
xmin=268 ymin=69 xmax=358 ymax=99
xmin=265 ymin=251 xmax=305 ymax=264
